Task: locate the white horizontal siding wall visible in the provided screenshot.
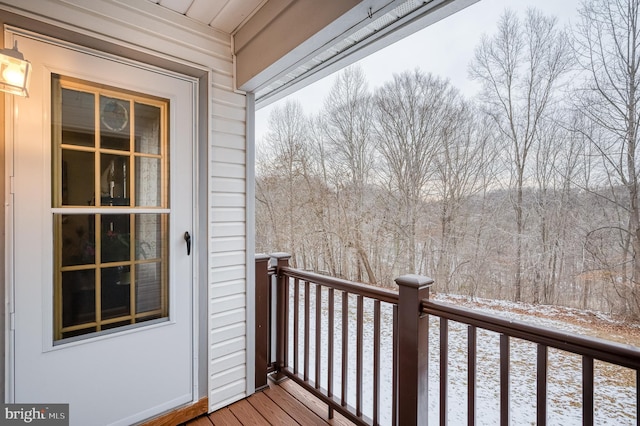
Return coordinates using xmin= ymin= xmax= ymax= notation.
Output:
xmin=0 ymin=0 xmax=250 ymax=414
xmin=209 ymin=73 xmax=248 ymax=410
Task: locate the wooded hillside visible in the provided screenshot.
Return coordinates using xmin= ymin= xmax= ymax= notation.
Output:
xmin=256 ymin=1 xmax=640 ymax=319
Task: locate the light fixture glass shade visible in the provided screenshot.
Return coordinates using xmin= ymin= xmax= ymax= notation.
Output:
xmin=0 ymin=42 xmax=31 ymax=97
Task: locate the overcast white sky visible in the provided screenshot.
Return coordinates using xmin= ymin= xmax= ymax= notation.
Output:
xmin=254 ymin=0 xmax=583 ymax=142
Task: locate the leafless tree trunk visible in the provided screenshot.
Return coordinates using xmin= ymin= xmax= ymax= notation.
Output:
xmin=470 ymin=8 xmax=572 ymax=301
xmin=432 ymin=101 xmax=497 ymax=292
xmin=257 ymin=100 xmax=313 ymax=268
xmin=573 ymin=0 xmax=640 ymax=317
xmin=374 ymin=70 xmax=452 ymax=275
xmin=319 ymin=66 xmax=378 ymax=283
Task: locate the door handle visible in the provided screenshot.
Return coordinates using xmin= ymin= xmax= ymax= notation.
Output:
xmin=184 ymin=231 xmax=191 ymax=256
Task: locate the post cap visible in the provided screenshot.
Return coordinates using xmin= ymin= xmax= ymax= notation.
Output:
xmin=395 ymin=274 xmax=434 ymax=289
xmin=255 ymin=253 xmax=270 ymax=261
xmin=270 ymin=252 xmax=292 ymax=260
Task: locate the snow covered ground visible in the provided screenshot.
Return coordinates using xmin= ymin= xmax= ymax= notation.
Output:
xmin=286 ymin=286 xmax=638 ymax=425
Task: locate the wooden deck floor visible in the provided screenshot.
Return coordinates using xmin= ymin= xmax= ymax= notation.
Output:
xmin=184 ymin=379 xmax=356 ymax=426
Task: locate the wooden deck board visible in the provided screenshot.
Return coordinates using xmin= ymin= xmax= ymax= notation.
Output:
xmin=185 ymin=379 xmax=357 ymax=426
xmin=262 ymin=382 xmax=329 ymax=426
xmin=278 ymin=379 xmax=355 ymax=426
xmin=247 ymin=391 xmax=298 ymax=425
xmin=228 ymin=399 xmax=270 ymax=426
xmin=207 ymin=407 xmax=241 ymax=426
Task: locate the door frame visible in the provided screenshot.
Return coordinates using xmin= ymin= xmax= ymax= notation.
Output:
xmin=3 ymin=25 xmax=210 ymax=415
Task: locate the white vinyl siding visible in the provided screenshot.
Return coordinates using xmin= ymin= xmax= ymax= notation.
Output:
xmin=0 ymin=0 xmax=250 ymax=415
xmin=209 ymin=72 xmax=248 ymax=409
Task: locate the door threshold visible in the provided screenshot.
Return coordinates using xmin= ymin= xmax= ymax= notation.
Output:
xmin=140 ymin=397 xmax=208 ymax=426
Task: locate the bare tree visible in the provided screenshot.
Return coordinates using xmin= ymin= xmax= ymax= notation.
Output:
xmin=572 ymin=0 xmax=640 ymax=317
xmin=304 ymin=116 xmax=344 ymax=277
xmin=470 ymin=8 xmax=572 ymax=301
xmin=256 ymin=100 xmax=313 ymax=267
xmin=374 ymin=70 xmax=454 ymax=275
xmin=431 ymin=99 xmax=498 ymax=292
xmin=319 ymin=66 xmax=378 ymax=283
xmin=529 ymin=116 xmax=583 ymax=304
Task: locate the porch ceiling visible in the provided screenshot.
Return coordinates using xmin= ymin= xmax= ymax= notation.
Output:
xmin=147 ymin=0 xmax=267 ymax=35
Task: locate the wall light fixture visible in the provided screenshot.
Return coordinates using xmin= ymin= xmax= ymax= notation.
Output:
xmin=0 ymin=41 xmax=31 ymax=97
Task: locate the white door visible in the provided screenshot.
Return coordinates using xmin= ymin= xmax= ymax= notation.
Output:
xmin=6 ymin=31 xmax=196 ymax=426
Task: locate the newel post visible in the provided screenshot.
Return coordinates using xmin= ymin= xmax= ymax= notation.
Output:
xmin=395 ymin=274 xmax=434 ymax=426
xmin=271 ymin=252 xmax=291 ymax=381
xmin=255 ymin=253 xmax=271 ymax=391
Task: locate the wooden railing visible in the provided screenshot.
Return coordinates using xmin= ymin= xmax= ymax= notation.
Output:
xmin=255 ymin=254 xmax=640 ymax=425
xmin=270 ymin=253 xmax=404 ymax=425
xmin=422 ymin=299 xmax=640 ymax=426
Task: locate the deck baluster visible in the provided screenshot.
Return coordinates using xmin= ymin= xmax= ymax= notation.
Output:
xmin=304 ymin=280 xmax=310 ymax=381
xmin=342 ymin=291 xmax=349 ymax=408
xmin=373 ymin=300 xmax=381 ymax=426
xmin=294 ymin=278 xmax=300 ymax=375
xmin=500 ymin=334 xmax=510 ymax=426
xmin=537 ymin=344 xmax=547 ymax=426
xmin=440 ymin=318 xmax=449 ymax=426
xmin=315 ymin=284 xmax=321 ymax=389
xmin=468 ymin=325 xmax=477 ymax=426
xmin=356 ymin=295 xmax=364 ymax=417
xmin=583 ymin=356 xmax=594 ymax=426
xmin=328 ymin=287 xmax=335 ymax=419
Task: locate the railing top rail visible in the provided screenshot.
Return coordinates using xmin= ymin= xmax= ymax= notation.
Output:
xmin=278 ymin=266 xmax=399 ymax=305
xmin=423 ymin=299 xmax=640 ymax=370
